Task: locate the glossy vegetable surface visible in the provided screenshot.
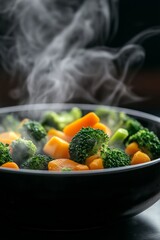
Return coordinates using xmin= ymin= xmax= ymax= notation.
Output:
xmin=0 ymin=104 xmax=160 ymax=171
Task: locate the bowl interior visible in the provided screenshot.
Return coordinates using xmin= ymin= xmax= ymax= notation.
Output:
xmin=0 ymin=102 xmax=160 ymax=175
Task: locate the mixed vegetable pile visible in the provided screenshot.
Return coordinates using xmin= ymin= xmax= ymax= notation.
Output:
xmin=0 ymin=106 xmax=160 ymax=171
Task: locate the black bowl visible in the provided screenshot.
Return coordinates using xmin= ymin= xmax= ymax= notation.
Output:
xmin=0 ymin=103 xmax=160 ymax=231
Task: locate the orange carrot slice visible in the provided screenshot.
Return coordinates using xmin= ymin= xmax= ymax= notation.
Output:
xmin=47 ymin=128 xmax=71 ymax=142
xmin=93 ymin=122 xmax=112 ymax=136
xmin=63 ymin=112 xmax=100 ymax=137
xmin=85 ymin=154 xmax=100 ymax=166
xmin=74 ymin=163 xmax=89 ymax=171
xmin=0 ymin=131 xmax=20 ymax=145
xmin=125 ymin=142 xmax=140 ymax=156
xmin=43 ymin=136 xmax=70 ymax=159
xmin=89 ymin=158 xmax=104 ymax=170
xmin=0 ymin=161 xmax=19 ymax=169
xmin=131 ymin=151 xmax=151 ymax=165
xmin=48 ymin=158 xmax=89 ymax=171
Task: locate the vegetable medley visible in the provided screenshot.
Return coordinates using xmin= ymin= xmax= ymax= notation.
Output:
xmin=0 ymin=106 xmax=160 ymax=171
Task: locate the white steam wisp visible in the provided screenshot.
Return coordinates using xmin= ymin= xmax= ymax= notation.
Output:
xmin=0 ymin=0 xmax=146 ymax=106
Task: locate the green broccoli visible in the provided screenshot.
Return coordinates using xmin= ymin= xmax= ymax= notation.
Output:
xmin=40 ymin=107 xmax=82 ymax=131
xmin=95 ymin=107 xmax=143 ymax=135
xmin=69 ymin=127 xmax=109 ymax=164
xmin=126 ymin=128 xmax=160 ymax=160
xmin=103 ymin=147 xmax=131 ymax=168
xmin=19 ymin=120 xmax=47 ymax=141
xmin=10 ymin=138 xmax=37 ymax=165
xmin=0 ymin=142 xmax=13 ymax=165
xmin=109 ymin=128 xmax=129 ymax=149
xmin=19 ymin=120 xmax=47 ymax=152
xmin=121 ymin=115 xmax=144 ymax=136
xmin=21 ymin=154 xmax=52 ymax=170
xmin=61 ymin=167 xmax=72 ymax=172
xmin=1 ymin=114 xmax=20 ymax=132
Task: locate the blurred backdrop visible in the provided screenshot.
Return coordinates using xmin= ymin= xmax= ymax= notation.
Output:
xmin=0 ymin=0 xmax=160 ymax=114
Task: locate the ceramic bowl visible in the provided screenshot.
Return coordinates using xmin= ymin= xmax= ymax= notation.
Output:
xmin=0 ymin=103 xmax=160 ymax=231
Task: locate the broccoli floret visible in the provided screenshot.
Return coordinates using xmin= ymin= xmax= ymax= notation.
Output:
xmin=126 ymin=128 xmax=160 ymax=159
xmin=21 ymin=154 xmax=52 ymax=170
xmin=0 ymin=142 xmax=12 ymax=165
xmin=19 ymin=120 xmax=47 ymax=152
xmin=10 ymin=138 xmax=37 ymax=165
xmin=109 ymin=128 xmax=129 ymax=149
xmin=103 ymin=147 xmax=131 ymax=168
xmin=20 ymin=120 xmax=47 ymax=141
xmin=41 ymin=107 xmax=82 ymax=131
xmin=122 ymin=115 xmax=144 ymax=136
xmin=2 ymin=114 xmax=20 ymax=131
xmin=95 ymin=108 xmax=143 ymax=135
xmin=69 ymin=127 xmax=109 ymax=164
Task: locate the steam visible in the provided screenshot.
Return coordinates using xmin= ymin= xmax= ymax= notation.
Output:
xmin=0 ymin=0 xmax=147 ymax=105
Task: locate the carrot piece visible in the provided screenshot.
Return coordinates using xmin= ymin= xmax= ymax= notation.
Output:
xmin=74 ymin=164 xmax=89 ymax=171
xmin=89 ymin=158 xmax=104 ymax=170
xmin=0 ymin=131 xmax=20 ymax=145
xmin=48 ymin=158 xmax=89 ymax=171
xmin=0 ymin=161 xmax=19 ymax=169
xmin=47 ymin=128 xmax=71 ymax=142
xmin=93 ymin=122 xmax=112 ymax=136
xmin=63 ymin=112 xmax=100 ymax=137
xmin=125 ymin=142 xmax=140 ymax=156
xmin=131 ymin=151 xmax=151 ymax=165
xmin=43 ymin=136 xmax=70 ymax=159
xmin=85 ymin=154 xmax=100 ymax=166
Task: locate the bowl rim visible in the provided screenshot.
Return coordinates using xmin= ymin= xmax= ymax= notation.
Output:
xmin=0 ymin=102 xmax=160 ymax=176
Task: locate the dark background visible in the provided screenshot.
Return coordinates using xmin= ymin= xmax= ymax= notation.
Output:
xmin=112 ymin=0 xmax=160 ymax=69
xmin=0 ymin=0 xmax=160 ymax=113
xmin=112 ymin=0 xmax=160 ymax=114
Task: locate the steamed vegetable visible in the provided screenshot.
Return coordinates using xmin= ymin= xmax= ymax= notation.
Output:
xmin=63 ymin=112 xmax=100 ymax=138
xmin=95 ymin=107 xmax=143 ymax=135
xmin=0 ymin=142 xmax=12 ymax=165
xmin=43 ymin=136 xmax=70 ymax=159
xmin=88 ymin=158 xmax=104 ymax=170
xmin=0 ymin=106 xmax=160 ymax=171
xmin=93 ymin=122 xmax=112 ymax=136
xmin=19 ymin=120 xmax=47 ymax=142
xmin=21 ymin=154 xmax=52 ymax=170
xmin=130 ymin=151 xmax=151 ymax=165
xmin=125 ymin=142 xmax=140 ymax=156
xmin=41 ymin=107 xmax=82 ymax=131
xmin=0 ymin=131 xmax=20 ymax=145
xmin=109 ymin=128 xmax=129 ymax=149
xmin=126 ymin=128 xmax=160 ymax=159
xmin=10 ymin=138 xmax=37 ymax=166
xmin=69 ymin=127 xmax=109 ymax=164
xmin=0 ymin=161 xmax=19 ymax=169
xmin=19 ymin=120 xmax=47 ymax=152
xmin=103 ymin=147 xmax=131 ymax=168
xmin=48 ymin=158 xmax=89 ymax=171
